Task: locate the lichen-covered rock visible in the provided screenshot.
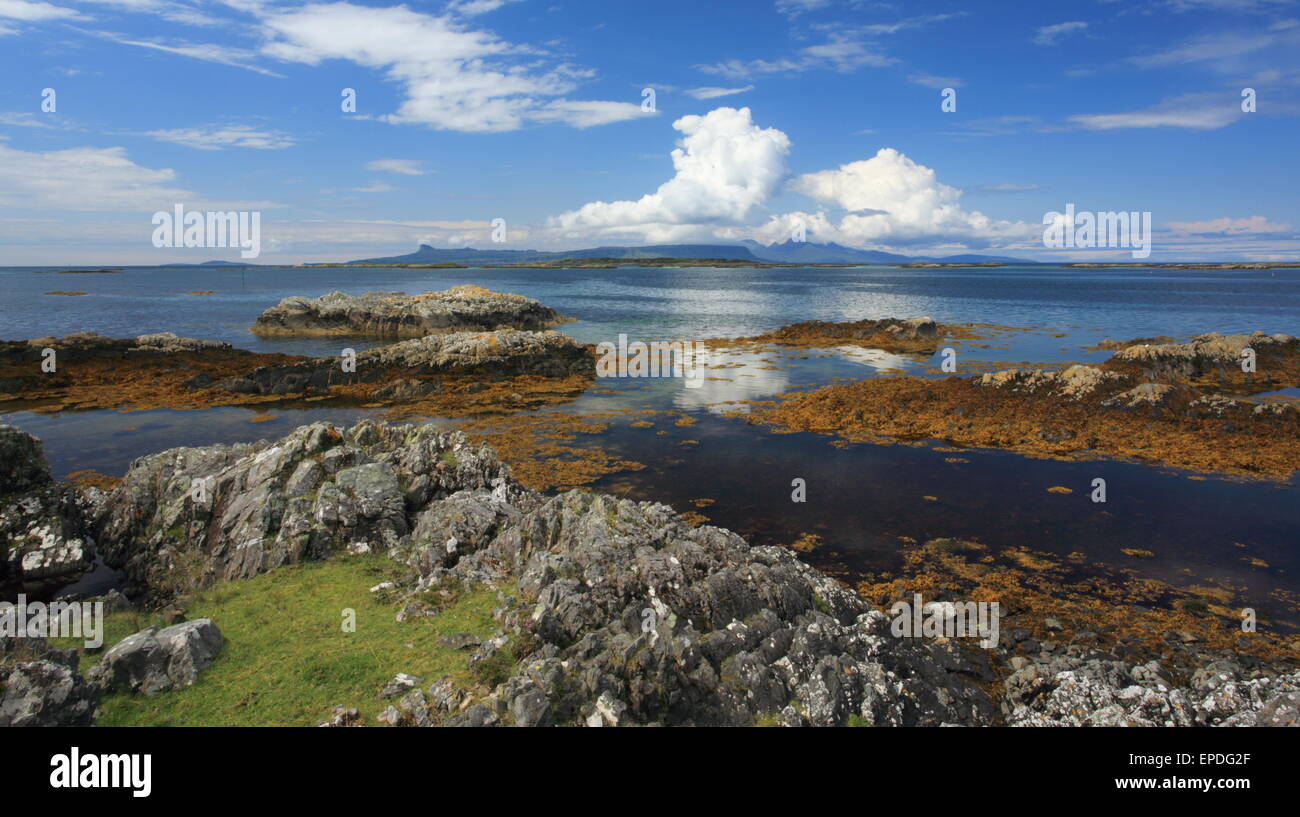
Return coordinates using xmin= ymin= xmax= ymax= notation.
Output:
xmin=0 ymin=425 xmax=95 ymax=595
xmin=1003 ymin=651 xmax=1300 ymax=727
xmin=411 ymin=489 xmax=998 ymax=727
xmin=0 ymin=636 xmax=98 ymax=727
xmin=92 ymin=421 xmax=513 ymax=599
xmin=1111 ymin=331 xmax=1298 ymax=384
xmin=88 ymin=618 xmax=223 ymax=696
xmin=206 ymin=330 xmax=592 ymax=397
xmin=250 ymin=286 xmax=569 ymax=337
xmin=8 ymin=331 xmax=230 ymax=357
xmin=978 ymin=365 xmax=1120 ymax=399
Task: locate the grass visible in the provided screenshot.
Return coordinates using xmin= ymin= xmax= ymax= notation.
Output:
xmin=50 ymin=556 xmax=510 ymax=726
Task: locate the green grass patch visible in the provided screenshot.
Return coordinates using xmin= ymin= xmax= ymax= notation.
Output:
xmin=52 ymin=556 xmax=509 ymax=726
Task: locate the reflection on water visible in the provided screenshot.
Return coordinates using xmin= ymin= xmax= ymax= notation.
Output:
xmin=2 ymin=264 xmax=1297 ymax=627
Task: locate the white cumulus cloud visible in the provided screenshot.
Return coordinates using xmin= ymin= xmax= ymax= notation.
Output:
xmin=547 ymin=106 xmax=791 ymax=243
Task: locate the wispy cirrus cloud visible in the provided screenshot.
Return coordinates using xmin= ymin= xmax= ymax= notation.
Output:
xmin=365 ymin=159 xmax=427 ymax=176
xmin=697 ymin=14 xmax=960 ymax=79
xmin=146 ymin=124 xmax=297 ymax=150
xmin=1068 ymin=92 xmax=1244 ymax=130
xmin=96 ymin=33 xmax=286 ymax=76
xmin=1168 ymin=215 xmax=1293 ymax=235
xmin=1033 ymin=21 xmax=1087 ymax=46
xmin=908 ymin=73 xmax=964 ymax=89
xmin=685 ymin=85 xmax=753 ymax=99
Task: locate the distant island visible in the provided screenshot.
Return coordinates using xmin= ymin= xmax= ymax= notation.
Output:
xmin=293 ymin=241 xmax=1030 ymax=268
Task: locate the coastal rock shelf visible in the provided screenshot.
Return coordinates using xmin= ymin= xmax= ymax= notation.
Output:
xmin=757 ymin=329 xmax=1300 ymax=480
xmin=723 ymin=316 xmax=951 ymax=354
xmin=0 ymin=329 xmax=594 ymax=413
xmin=249 ymin=286 xmax=571 ymax=337
xmin=4 ymin=419 xmax=1297 ymax=727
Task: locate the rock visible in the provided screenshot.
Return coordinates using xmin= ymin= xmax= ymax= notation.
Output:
xmin=978 ymin=365 xmax=1120 ymax=399
xmin=1255 ymin=691 xmax=1300 ymax=727
xmin=133 ymin=332 xmax=231 ymax=353
xmin=318 ymin=706 xmax=362 ymax=727
xmin=249 ymin=286 xmax=570 ymax=337
xmin=0 ymin=636 xmax=99 ymax=727
xmin=10 ymin=331 xmax=230 ymax=357
xmin=1111 ymin=331 xmax=1298 ymax=383
xmin=0 ymin=659 xmax=99 ymax=727
xmin=433 ymin=489 xmax=996 ymax=727
xmin=0 ymin=425 xmax=51 ymax=494
xmin=1102 ymin=382 xmax=1179 ymax=409
xmin=88 ymin=618 xmax=223 ymax=696
xmin=92 ymin=421 xmax=513 ymax=601
xmin=437 ymin=633 xmax=480 ymax=650
xmin=207 ymin=330 xmax=592 ymax=398
xmin=0 ymin=426 xmax=96 ymax=595
xmin=378 ymin=673 xmax=424 ymax=699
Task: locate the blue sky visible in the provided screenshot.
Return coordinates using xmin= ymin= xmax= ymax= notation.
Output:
xmin=1 ymin=0 xmax=1298 ymax=264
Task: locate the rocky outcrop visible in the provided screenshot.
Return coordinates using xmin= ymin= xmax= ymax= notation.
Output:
xmin=1004 ymin=651 xmax=1300 ymax=727
xmin=750 ymin=316 xmax=942 ymax=352
xmin=250 ymin=286 xmax=570 ymax=337
xmin=979 ymin=365 xmax=1121 ymax=399
xmin=0 ymin=636 xmax=98 ymax=727
xmin=398 ymin=487 xmax=998 ymax=726
xmin=0 ymin=425 xmax=96 ymax=596
xmin=201 ymin=330 xmax=592 ymax=397
xmin=92 ymin=422 xmax=513 ymax=600
xmin=1110 ymin=331 xmax=1299 ymax=388
xmin=88 ymin=618 xmax=223 ymax=696
xmin=5 ymin=331 xmax=231 ymax=360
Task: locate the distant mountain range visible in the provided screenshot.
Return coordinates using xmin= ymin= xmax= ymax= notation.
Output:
xmin=347 ymin=241 xmax=1030 ymax=266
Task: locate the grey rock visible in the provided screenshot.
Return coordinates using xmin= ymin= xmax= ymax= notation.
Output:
xmin=88 ymin=618 xmax=223 ymax=696
xmin=92 ymin=421 xmax=511 ymax=601
xmin=0 ymin=426 xmax=96 ymax=595
xmin=250 ymin=287 xmax=570 ymax=337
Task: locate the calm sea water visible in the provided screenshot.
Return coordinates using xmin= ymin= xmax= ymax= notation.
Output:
xmin=3 ymin=264 xmax=1298 ymax=624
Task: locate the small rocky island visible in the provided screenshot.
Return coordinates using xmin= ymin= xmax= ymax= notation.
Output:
xmin=250 ymin=286 xmax=571 ymax=337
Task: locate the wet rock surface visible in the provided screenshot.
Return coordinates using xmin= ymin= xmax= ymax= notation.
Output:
xmin=250 ymin=286 xmax=570 ymax=337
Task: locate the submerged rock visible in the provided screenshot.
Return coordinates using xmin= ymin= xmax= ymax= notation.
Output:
xmin=250 ymin=286 xmax=570 ymax=337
